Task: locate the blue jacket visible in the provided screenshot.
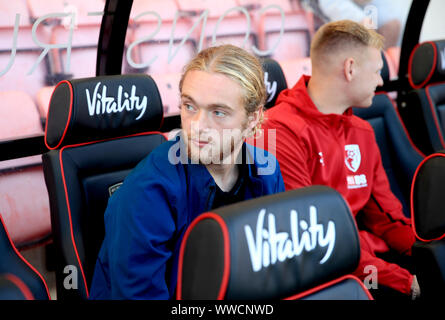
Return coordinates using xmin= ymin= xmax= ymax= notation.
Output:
xmin=89 ymin=136 xmax=284 ymax=299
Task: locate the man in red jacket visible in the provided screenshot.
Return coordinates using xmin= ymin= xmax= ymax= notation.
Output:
xmin=258 ymin=20 xmax=420 ymax=299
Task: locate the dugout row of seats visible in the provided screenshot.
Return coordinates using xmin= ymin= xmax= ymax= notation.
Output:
xmin=0 ymin=51 xmax=417 ymax=299
xmin=2 ymin=35 xmax=445 ymax=299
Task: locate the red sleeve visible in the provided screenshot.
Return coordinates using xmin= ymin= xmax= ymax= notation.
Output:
xmin=354 ymin=235 xmax=414 ymax=295
xmin=360 ymin=141 xmax=415 ymax=255
xmin=257 ymin=118 xmax=312 ymax=190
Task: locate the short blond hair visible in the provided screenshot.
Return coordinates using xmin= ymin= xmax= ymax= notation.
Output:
xmin=179 ymin=45 xmax=266 ymax=117
xmin=310 ymin=20 xmax=384 ymax=63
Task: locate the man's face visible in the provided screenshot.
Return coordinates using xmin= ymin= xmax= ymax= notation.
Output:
xmin=180 ymin=70 xmax=255 ymax=165
xmin=349 ymin=46 xmax=384 ymax=108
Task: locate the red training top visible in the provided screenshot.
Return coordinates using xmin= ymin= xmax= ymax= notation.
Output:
xmin=258 ymin=75 xmax=415 ymax=295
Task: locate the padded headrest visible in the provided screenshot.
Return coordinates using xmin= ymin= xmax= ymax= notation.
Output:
xmin=380 ymin=51 xmax=390 ymax=84
xmin=261 ymin=58 xmax=288 ymax=109
xmin=44 ymin=74 xmax=163 ymax=149
xmin=408 ymin=40 xmax=445 ymax=89
xmin=411 ymin=151 xmax=445 ymax=241
xmin=177 ymin=186 xmax=360 ymax=300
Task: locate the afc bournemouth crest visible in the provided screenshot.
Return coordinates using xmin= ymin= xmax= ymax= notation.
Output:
xmin=345 ymin=144 xmax=361 ymax=172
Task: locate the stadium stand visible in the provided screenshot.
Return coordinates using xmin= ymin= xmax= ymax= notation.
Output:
xmin=151 ymin=72 xmax=181 ymax=115
xmin=279 ymin=56 xmax=311 ymax=88
xmin=0 ymin=1 xmax=55 ymax=99
xmin=127 ymin=0 xmax=196 ymax=75
xmin=239 ymin=0 xmax=313 ymax=61
xmin=176 ymin=0 xmax=258 ymax=52
xmin=0 ymin=91 xmax=51 ymax=248
xmin=27 ymin=0 xmax=105 ymax=80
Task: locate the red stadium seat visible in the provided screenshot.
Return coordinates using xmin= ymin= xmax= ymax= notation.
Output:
xmin=0 ymin=91 xmax=42 ymax=141
xmin=279 ymin=57 xmax=312 ymax=88
xmin=151 ymin=72 xmax=182 ymax=116
xmin=177 ymin=0 xmax=258 ymax=52
xmin=127 ymin=0 xmax=196 ymax=75
xmin=27 ymin=0 xmax=105 ymax=79
xmin=384 ymin=47 xmax=400 ymax=80
xmin=239 ymin=0 xmax=313 ymax=60
xmin=0 ymin=91 xmax=51 ymax=248
xmin=36 ymin=85 xmax=55 ymax=121
xmin=0 ymin=1 xmax=54 ymax=99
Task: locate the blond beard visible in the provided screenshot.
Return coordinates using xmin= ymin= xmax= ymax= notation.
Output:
xmin=184 ymin=117 xmax=250 ymax=165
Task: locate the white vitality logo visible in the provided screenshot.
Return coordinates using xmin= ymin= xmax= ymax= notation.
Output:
xmin=86 ymin=82 xmax=147 ymax=120
xmin=244 ymin=206 xmax=336 ymax=272
xmin=264 ymin=71 xmax=277 ymax=103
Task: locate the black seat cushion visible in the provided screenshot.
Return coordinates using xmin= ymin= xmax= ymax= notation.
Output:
xmin=353 ymin=94 xmax=424 ymax=217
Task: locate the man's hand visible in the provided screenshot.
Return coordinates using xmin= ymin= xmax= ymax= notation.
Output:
xmin=411 ymin=275 xmax=421 ymax=300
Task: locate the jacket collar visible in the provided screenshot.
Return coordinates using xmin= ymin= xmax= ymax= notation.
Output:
xmin=173 ymin=133 xmax=265 ymax=209
xmin=277 ymin=75 xmax=353 ymax=126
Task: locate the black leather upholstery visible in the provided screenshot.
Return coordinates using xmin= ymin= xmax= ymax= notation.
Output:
xmin=353 ymin=93 xmax=424 ymax=217
xmin=411 ymin=151 xmax=445 ymax=299
xmin=0 ymin=215 xmax=50 ymax=300
xmin=402 ymin=83 xmax=445 ymax=155
xmin=411 ymin=152 xmax=445 ymax=241
xmin=42 ymin=74 xmax=166 ymax=300
xmin=45 ymin=74 xmax=163 ymax=149
xmin=0 ymin=274 xmax=35 ymax=300
xmin=408 ymin=40 xmax=445 ymax=89
xmin=177 ymin=186 xmax=372 ymax=300
xmin=400 ymin=40 xmax=445 ymax=154
xmin=261 ymin=58 xmax=288 ymax=110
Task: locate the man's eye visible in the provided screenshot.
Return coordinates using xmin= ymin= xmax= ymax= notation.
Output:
xmin=214 ymin=110 xmax=226 ymax=117
xmin=184 ymin=103 xmax=195 ymax=111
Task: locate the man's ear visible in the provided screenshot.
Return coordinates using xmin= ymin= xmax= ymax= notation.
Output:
xmin=245 ymin=107 xmax=263 ymax=137
xmin=343 ymin=57 xmax=355 ymax=82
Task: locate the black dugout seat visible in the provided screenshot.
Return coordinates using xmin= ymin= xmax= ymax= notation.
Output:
xmin=0 ymin=274 xmax=35 ymax=300
xmin=177 ymin=186 xmax=373 ymax=300
xmin=261 ymin=58 xmax=288 ymax=110
xmin=411 ymin=151 xmax=445 ymax=299
xmin=42 ymin=74 xmax=166 ymax=300
xmin=0 ymin=214 xmax=50 ymax=300
xmin=353 ymin=53 xmax=424 ymax=217
xmin=400 ymin=40 xmax=445 ymax=155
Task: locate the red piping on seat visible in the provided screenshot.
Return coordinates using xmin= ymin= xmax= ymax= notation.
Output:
xmin=410 ymin=152 xmax=445 ymax=243
xmin=0 ymin=214 xmax=51 ymax=300
xmin=176 ymin=212 xmax=230 ymax=300
xmin=375 ymin=91 xmax=426 ymax=158
xmin=284 ymin=274 xmax=374 ymax=300
xmin=3 ymin=273 xmax=35 ymax=300
xmin=425 ymin=84 xmax=445 ymax=149
xmin=44 ymin=80 xmax=73 ymax=150
xmin=58 ymin=131 xmax=166 ymax=299
xmin=408 ymin=42 xmax=437 ymax=89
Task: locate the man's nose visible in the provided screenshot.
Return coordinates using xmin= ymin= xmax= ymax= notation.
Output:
xmin=192 ymin=109 xmax=211 ymax=131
